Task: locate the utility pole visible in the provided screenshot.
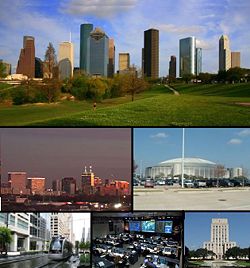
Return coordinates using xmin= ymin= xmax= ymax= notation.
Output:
xmin=181 ymin=128 xmax=185 ymax=188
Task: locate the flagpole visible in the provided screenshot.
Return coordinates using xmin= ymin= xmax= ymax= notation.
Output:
xmin=181 ymin=128 xmax=185 ymax=188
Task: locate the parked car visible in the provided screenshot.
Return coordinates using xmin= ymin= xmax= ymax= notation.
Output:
xmin=184 ymin=179 xmax=194 ymax=188
xmin=144 ymin=179 xmax=155 ymax=188
xmin=194 ymin=180 xmax=207 ymax=188
xmin=218 ymin=179 xmax=234 ymax=187
xmin=165 ymin=179 xmax=174 ymax=186
xmin=229 ymin=179 xmax=242 ymax=187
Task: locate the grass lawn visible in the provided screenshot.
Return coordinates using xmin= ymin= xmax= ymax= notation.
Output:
xmin=235 ymin=261 xmax=250 ymax=267
xmin=1 ymin=83 xmax=250 ymax=126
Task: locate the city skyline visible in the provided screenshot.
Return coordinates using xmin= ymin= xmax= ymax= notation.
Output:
xmin=0 ymin=1 xmax=250 ymax=76
xmin=134 ymin=128 xmax=250 ymax=173
xmin=185 ymin=212 xmax=250 ymax=250
xmin=0 ymin=128 xmax=131 ymax=187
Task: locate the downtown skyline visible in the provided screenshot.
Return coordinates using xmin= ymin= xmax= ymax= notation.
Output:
xmin=0 ymin=0 xmax=250 ymax=76
xmin=0 ymin=128 xmax=131 ymax=187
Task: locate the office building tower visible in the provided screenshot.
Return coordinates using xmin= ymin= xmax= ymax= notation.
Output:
xmin=50 ymin=213 xmax=73 ymax=242
xmin=203 ymin=218 xmax=236 ymax=259
xmin=196 ymin=48 xmax=202 ymax=75
xmin=16 ymin=36 xmax=35 ymax=78
xmin=35 ymin=57 xmax=43 ymax=78
xmin=58 ymin=41 xmax=74 ymax=80
xmin=179 ymin=37 xmax=196 ymax=77
xmin=219 ymin=35 xmax=231 ymax=71
xmin=87 ymin=27 xmax=109 ymax=77
xmin=143 ymin=29 xmax=159 ymax=78
xmin=108 ymin=39 xmax=115 ymax=78
xmin=231 ymin=52 xmax=241 ymax=68
xmin=62 ymin=177 xmax=76 ymax=195
xmin=80 ymin=24 xmax=93 ymax=72
xmin=52 ymin=179 xmax=61 ymax=193
xmin=0 ymin=213 xmax=47 ymax=251
xmin=8 ymin=172 xmax=28 ymax=194
xmin=141 ymin=48 xmax=145 ymax=77
xmin=0 ymin=60 xmax=11 ymax=76
xmin=27 ymin=177 xmax=45 ymax=195
xmin=81 ymin=166 xmax=95 ymax=195
xmin=169 ymin=56 xmax=176 ymax=79
xmin=119 ymin=53 xmax=130 ymax=72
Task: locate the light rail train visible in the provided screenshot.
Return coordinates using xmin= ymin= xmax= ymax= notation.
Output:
xmin=48 ymin=236 xmax=73 ymax=260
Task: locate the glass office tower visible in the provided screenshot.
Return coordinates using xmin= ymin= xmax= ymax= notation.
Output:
xmin=196 ymin=48 xmax=202 ymax=76
xmin=87 ymin=28 xmax=109 ymax=77
xmin=80 ymin=24 xmax=93 ymax=72
xmin=179 ymin=37 xmax=196 ymax=77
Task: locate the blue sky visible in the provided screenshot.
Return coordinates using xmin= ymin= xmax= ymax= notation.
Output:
xmin=0 ymin=0 xmax=250 ymax=76
xmin=134 ymin=128 xmax=250 ymax=173
xmin=185 ymin=212 xmax=250 ymax=249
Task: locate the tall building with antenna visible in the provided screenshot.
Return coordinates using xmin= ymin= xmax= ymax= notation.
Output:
xmin=81 ymin=165 xmax=95 ymax=195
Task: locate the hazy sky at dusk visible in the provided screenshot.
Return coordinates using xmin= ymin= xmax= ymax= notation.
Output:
xmin=0 ymin=128 xmax=131 ymax=187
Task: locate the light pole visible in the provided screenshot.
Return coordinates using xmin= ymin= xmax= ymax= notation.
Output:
xmin=181 ymin=128 xmax=185 ymax=188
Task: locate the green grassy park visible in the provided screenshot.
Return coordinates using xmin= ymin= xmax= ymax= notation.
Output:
xmin=1 ymin=83 xmax=250 ymax=126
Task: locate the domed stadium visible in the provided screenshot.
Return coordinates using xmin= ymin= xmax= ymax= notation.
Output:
xmin=145 ymin=157 xmax=217 ymax=179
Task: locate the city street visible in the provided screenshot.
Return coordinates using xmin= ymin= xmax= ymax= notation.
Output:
xmin=134 ymin=186 xmax=250 ymax=210
xmin=0 ymin=254 xmax=80 ymax=268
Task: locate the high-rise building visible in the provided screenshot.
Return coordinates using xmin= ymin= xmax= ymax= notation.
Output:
xmin=80 ymin=24 xmax=93 ymax=72
xmin=196 ymin=48 xmax=202 ymax=75
xmin=8 ymin=172 xmax=28 ymax=194
xmin=179 ymin=37 xmax=196 ymax=77
xmin=119 ymin=53 xmax=130 ymax=72
xmin=58 ymin=41 xmax=74 ymax=80
xmin=219 ymin=35 xmax=231 ymax=71
xmin=0 ymin=213 xmax=48 ymax=252
xmin=52 ymin=179 xmax=61 ymax=193
xmin=169 ymin=56 xmax=176 ymax=79
xmin=143 ymin=29 xmax=159 ymax=79
xmin=16 ymin=36 xmax=35 ymax=78
xmin=87 ymin=27 xmax=109 ymax=77
xmin=108 ymin=39 xmax=115 ymax=78
xmin=50 ymin=213 xmax=73 ymax=242
xmin=35 ymin=57 xmax=43 ymax=78
xmin=0 ymin=60 xmax=11 ymax=76
xmin=27 ymin=177 xmax=45 ymax=195
xmin=231 ymin=52 xmax=241 ymax=68
xmin=81 ymin=166 xmax=95 ymax=195
xmin=62 ymin=177 xmax=76 ymax=195
xmin=203 ymin=218 xmax=236 ymax=259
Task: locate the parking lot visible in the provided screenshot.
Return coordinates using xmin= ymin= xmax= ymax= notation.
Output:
xmin=133 ymin=186 xmax=250 ymax=210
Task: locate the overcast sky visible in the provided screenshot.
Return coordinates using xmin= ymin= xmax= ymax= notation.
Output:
xmin=0 ymin=128 xmax=131 ymax=187
xmin=134 ymin=128 xmax=250 ymax=173
xmin=0 ymin=0 xmax=250 ymax=76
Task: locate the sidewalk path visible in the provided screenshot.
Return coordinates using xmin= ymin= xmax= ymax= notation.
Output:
xmin=164 ymin=84 xmax=180 ymax=96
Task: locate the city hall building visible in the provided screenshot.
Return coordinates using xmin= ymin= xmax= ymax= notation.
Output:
xmin=145 ymin=157 xmax=217 ymax=179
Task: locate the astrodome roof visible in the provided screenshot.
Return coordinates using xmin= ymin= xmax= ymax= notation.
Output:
xmin=158 ymin=157 xmax=216 ymax=166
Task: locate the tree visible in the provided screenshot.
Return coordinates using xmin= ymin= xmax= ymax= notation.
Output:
xmin=214 ymin=164 xmax=226 ymax=187
xmin=227 ymin=67 xmax=244 ymax=83
xmin=0 ymin=226 xmax=12 ymax=255
xmin=44 ymin=42 xmax=57 ymax=79
xmin=120 ymin=73 xmax=148 ymax=101
xmin=225 ymin=246 xmax=241 ymax=260
xmin=42 ymin=79 xmax=61 ymax=103
xmin=182 ymin=74 xmax=195 ymax=84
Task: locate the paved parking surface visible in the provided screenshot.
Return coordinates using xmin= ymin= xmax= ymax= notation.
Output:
xmin=133 ymin=186 xmax=250 ymax=210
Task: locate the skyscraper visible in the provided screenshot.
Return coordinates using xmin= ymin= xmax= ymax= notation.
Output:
xmin=16 ymin=36 xmax=35 ymax=78
xmin=143 ymin=29 xmax=159 ymax=79
xmin=87 ymin=27 xmax=109 ymax=77
xmin=179 ymin=37 xmax=196 ymax=77
xmin=203 ymin=218 xmax=236 ymax=259
xmin=196 ymin=48 xmax=202 ymax=75
xmin=81 ymin=166 xmax=95 ymax=195
xmin=58 ymin=41 xmax=74 ymax=80
xmin=80 ymin=24 xmax=93 ymax=72
xmin=62 ymin=177 xmax=76 ymax=195
xmin=8 ymin=172 xmax=28 ymax=194
xmin=119 ymin=53 xmax=130 ymax=72
xmin=231 ymin=52 xmax=241 ymax=68
xmin=219 ymin=35 xmax=231 ymax=71
xmin=169 ymin=56 xmax=176 ymax=79
xmin=108 ymin=39 xmax=115 ymax=78
xmin=27 ymin=177 xmax=45 ymax=195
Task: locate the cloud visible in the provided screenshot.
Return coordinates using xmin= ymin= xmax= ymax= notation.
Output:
xmin=237 ymin=129 xmax=250 ymax=137
xmin=150 ymin=133 xmax=168 ymax=139
xmin=158 ymin=24 xmax=204 ymax=35
xmin=228 ymin=138 xmax=242 ymax=145
xmin=60 ymin=0 xmax=137 ymax=17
